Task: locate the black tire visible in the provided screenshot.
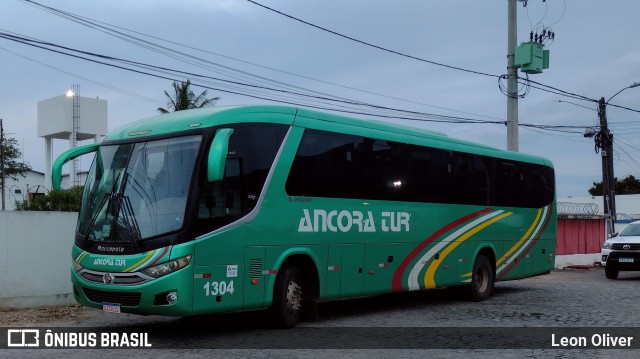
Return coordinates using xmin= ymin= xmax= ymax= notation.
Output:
xmin=468 ymin=254 xmax=494 ymax=302
xmin=270 ymin=265 xmax=304 ymax=329
xmin=605 ymin=266 xmax=619 ymax=280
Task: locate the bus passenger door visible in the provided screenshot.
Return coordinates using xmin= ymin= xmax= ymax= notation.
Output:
xmin=339 ymin=244 xmax=365 ymax=298
xmin=324 ymin=244 xmax=343 ymax=300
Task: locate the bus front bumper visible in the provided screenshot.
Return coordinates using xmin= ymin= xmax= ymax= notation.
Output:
xmin=71 ymin=265 xmax=194 ymax=317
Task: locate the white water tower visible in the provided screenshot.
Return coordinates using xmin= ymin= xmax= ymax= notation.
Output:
xmin=38 ymin=85 xmax=108 ymax=189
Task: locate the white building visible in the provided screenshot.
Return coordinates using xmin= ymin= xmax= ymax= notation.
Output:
xmin=1 ymin=169 xmax=88 ymax=210
xmin=0 ymin=86 xmax=109 ymax=210
xmin=38 ymin=89 xmax=107 ymax=190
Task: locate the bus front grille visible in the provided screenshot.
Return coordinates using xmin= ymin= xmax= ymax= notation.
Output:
xmin=79 ymin=269 xmax=151 ymax=285
xmin=82 ymin=287 xmax=141 ymax=306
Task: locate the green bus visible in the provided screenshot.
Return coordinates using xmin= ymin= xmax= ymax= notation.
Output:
xmin=53 ymin=105 xmax=556 ymax=328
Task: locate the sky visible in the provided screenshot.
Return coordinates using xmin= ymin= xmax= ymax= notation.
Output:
xmin=1 ymin=0 xmax=639 ymax=199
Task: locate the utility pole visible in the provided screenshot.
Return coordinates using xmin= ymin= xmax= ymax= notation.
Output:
xmin=592 ymin=83 xmax=640 ymax=237
xmin=507 ymin=0 xmax=519 ymax=152
xmin=1 ymin=118 xmax=5 ymax=211
xmin=597 ymin=98 xmax=616 ymax=237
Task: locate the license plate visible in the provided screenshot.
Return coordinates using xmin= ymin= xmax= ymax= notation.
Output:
xmin=619 ymin=258 xmax=634 ymax=263
xmin=103 ymin=302 xmax=121 ymax=313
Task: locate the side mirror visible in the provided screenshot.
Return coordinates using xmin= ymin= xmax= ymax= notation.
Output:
xmin=207 ymin=128 xmax=234 ymax=182
xmin=52 ymin=144 xmax=99 ymax=190
xmin=609 ymin=232 xmax=619 ymax=238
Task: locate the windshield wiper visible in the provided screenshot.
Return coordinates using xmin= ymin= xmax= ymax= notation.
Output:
xmin=110 ymin=172 xmax=142 ymax=246
xmin=83 ymin=192 xmax=110 ymax=242
xmin=83 ymin=171 xmax=123 ymax=241
xmin=117 ymin=194 xmax=142 ymax=246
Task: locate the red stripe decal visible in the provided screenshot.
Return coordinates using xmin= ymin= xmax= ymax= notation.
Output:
xmin=147 ymin=247 xmax=170 ymax=268
xmin=498 ymin=206 xmax=553 ymax=280
xmin=391 ymin=208 xmax=493 ymax=292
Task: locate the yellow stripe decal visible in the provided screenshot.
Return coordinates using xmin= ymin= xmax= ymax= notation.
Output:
xmin=75 ymin=251 xmax=89 ymax=264
xmin=128 ymin=249 xmax=165 ymax=272
xmin=423 ymin=211 xmax=513 ymax=288
xmin=123 ymin=250 xmax=156 ymax=273
xmin=497 ymin=208 xmax=542 ymax=266
xmin=497 ymin=206 xmax=550 ymax=275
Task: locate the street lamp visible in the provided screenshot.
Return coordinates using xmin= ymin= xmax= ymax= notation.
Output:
xmin=596 ymin=82 xmax=640 ymax=237
xmin=607 ymin=82 xmax=640 ymax=104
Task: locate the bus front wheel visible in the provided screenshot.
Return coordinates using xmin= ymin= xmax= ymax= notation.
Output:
xmin=270 ymin=265 xmax=304 ymax=328
xmin=468 ymin=254 xmax=494 ymax=302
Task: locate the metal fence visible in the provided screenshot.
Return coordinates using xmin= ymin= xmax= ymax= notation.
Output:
xmin=557 ymin=202 xmax=640 ymax=222
xmin=557 ymin=202 xmax=599 ymax=215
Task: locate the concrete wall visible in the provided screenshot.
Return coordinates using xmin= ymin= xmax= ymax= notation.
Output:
xmin=0 ymin=211 xmax=78 ymax=308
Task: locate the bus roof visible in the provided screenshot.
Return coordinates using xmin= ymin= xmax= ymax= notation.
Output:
xmin=105 ymin=105 xmax=551 ymax=166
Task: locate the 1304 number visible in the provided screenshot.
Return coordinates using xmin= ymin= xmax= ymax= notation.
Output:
xmin=203 ymin=280 xmax=235 ymax=296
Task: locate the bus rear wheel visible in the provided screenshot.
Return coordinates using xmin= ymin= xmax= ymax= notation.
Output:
xmin=468 ymin=254 xmax=494 ymax=302
xmin=271 ymin=265 xmax=304 ymax=328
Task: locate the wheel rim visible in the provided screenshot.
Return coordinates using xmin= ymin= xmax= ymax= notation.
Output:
xmin=286 ymin=279 xmax=303 ymax=315
xmin=475 ymin=265 xmax=489 ymax=293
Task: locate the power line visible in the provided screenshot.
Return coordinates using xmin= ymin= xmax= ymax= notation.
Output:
xmin=614 ymin=142 xmax=640 ymax=173
xmin=1 ymin=29 xmax=515 ymax=126
xmin=2 ymin=28 xmax=603 ymax=136
xmin=18 ymin=0 xmax=506 ymax=122
xmin=521 ymin=78 xmax=596 ymax=102
xmin=5 ymin=2 xmax=613 ymax=135
xmin=607 ymin=102 xmax=640 ymax=114
xmin=245 ymin=0 xmax=608 ymax=106
xmin=616 ymin=138 xmax=640 ymax=153
xmin=521 ymin=126 xmax=589 ymax=143
xmin=245 ymin=0 xmax=500 ymax=78
xmin=0 ymin=45 xmax=164 ymax=105
xmin=21 ymin=0 xmax=626 ymax=121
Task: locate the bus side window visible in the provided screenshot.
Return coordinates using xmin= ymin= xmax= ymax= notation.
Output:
xmin=195 ymin=123 xmax=288 ymax=236
xmin=450 ymin=153 xmax=490 ymax=206
xmin=354 ymin=138 xmax=394 ymax=200
xmin=286 ymin=130 xmax=356 ymax=199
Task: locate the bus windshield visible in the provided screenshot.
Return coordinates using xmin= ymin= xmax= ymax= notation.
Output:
xmin=77 ymin=135 xmax=202 ymax=243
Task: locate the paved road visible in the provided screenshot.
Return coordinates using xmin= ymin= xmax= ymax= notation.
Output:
xmin=3 ymin=268 xmax=640 ymax=358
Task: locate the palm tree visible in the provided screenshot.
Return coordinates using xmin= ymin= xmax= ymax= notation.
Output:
xmin=157 ymin=80 xmax=219 ymax=114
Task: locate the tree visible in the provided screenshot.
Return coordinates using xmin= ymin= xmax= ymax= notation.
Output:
xmin=15 ymin=186 xmax=83 ymax=212
xmin=588 ymin=175 xmax=640 ymax=196
xmin=157 ymin=80 xmax=220 ymax=114
xmin=1 ymin=135 xmax=31 ymax=190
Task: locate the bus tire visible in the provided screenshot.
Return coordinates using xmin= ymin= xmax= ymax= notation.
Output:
xmin=605 ymin=266 xmax=618 ymax=280
xmin=270 ymin=265 xmax=304 ymax=329
xmin=468 ymin=254 xmax=494 ymax=302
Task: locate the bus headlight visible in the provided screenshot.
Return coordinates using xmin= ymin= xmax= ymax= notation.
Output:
xmin=72 ymin=259 xmax=84 ymax=273
xmin=140 ymin=255 xmax=192 ymax=278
